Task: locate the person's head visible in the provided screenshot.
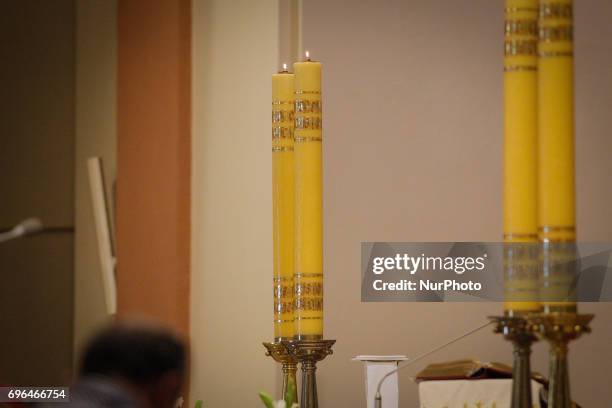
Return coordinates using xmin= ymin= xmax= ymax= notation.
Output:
xmin=79 ymin=321 xmax=187 ymax=408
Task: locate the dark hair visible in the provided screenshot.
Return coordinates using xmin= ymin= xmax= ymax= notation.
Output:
xmin=80 ymin=323 xmax=186 ymax=385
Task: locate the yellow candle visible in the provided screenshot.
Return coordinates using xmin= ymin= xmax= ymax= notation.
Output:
xmin=272 ymin=66 xmax=295 ymax=341
xmin=502 ymin=0 xmax=541 ymax=314
xmin=293 ymin=52 xmax=323 ymax=340
xmin=537 ymin=0 xmax=577 ymax=313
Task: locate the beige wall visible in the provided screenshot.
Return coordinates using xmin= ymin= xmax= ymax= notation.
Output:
xmin=0 ymin=0 xmax=76 ymax=385
xmin=279 ymin=0 xmax=302 ymax=70
xmin=74 ymin=0 xmax=117 ymax=358
xmin=190 ymin=0 xmax=280 ymax=405
xmin=301 ymin=0 xmax=612 ymax=407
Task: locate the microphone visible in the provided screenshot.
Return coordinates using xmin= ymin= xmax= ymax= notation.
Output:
xmin=374 ymin=320 xmax=494 ymax=408
xmin=0 ymin=218 xmax=44 ymax=243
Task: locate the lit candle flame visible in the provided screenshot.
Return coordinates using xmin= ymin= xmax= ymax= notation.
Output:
xmin=305 ymin=50 xmax=310 ymax=61
xmin=282 ymin=63 xmax=288 ymax=71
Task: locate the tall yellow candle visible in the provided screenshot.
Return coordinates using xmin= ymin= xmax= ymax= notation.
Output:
xmin=502 ymin=0 xmax=540 ymax=314
xmin=537 ymin=0 xmax=577 ymax=313
xmin=293 ymin=52 xmax=323 ymax=340
xmin=272 ymin=65 xmax=295 ymax=341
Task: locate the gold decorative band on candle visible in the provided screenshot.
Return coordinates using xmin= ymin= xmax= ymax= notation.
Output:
xmin=272 ymin=100 xmax=293 ymax=105
xmin=272 ymin=110 xmax=295 ymax=123
xmin=539 ymin=26 xmax=573 ymax=42
xmin=294 ymin=90 xmax=321 ymax=95
xmin=539 ymin=226 xmax=576 ymax=234
xmin=504 ymin=7 xmax=538 ymax=14
xmin=539 ymin=241 xmax=578 ymax=312
xmin=274 ymin=276 xmax=294 ymax=282
xmin=505 ymin=244 xmax=539 ymax=263
xmin=274 ymin=318 xmax=295 ymax=324
xmin=505 ymin=20 xmax=538 ymax=36
xmin=295 ymin=316 xmax=322 ymax=321
xmin=295 ymin=282 xmax=323 ymax=296
xmin=539 ymin=3 xmax=573 ymax=19
xmin=538 ymin=225 xmax=576 ymax=242
xmin=503 ymin=65 xmax=537 ymax=72
xmin=505 ymin=261 xmax=539 ymax=275
xmin=295 ymin=100 xmax=322 ymax=113
xmin=295 ymin=298 xmax=323 ymax=312
xmin=275 ymin=283 xmax=295 ymax=298
xmin=295 ymin=117 xmax=322 ymax=130
xmin=272 ymin=146 xmax=294 ymax=152
xmin=538 ymin=50 xmax=573 ymax=58
xmin=295 ymin=273 xmax=323 ymax=278
xmin=504 ymin=40 xmax=537 ymax=56
xmin=275 ymin=300 xmax=295 ymax=314
xmin=503 ymin=242 xmax=541 ymax=313
xmin=272 ymin=126 xmax=293 ymax=139
xmin=294 ymin=136 xmax=322 ymax=143
xmin=503 ymin=233 xmax=538 ymax=241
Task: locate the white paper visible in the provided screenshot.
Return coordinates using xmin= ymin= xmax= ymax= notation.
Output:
xmin=353 ymin=355 xmax=408 ymax=408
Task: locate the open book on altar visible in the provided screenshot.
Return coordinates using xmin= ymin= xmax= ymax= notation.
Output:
xmin=415 ymin=359 xmax=546 ymax=383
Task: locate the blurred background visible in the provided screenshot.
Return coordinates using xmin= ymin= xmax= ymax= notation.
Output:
xmin=0 ymin=0 xmax=115 ymax=386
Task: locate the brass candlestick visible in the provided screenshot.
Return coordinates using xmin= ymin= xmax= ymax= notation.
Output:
xmin=535 ymin=313 xmax=593 ymax=408
xmin=490 ymin=315 xmax=538 ymax=408
xmin=263 ymin=341 xmax=299 ymax=404
xmin=283 ymin=339 xmax=335 ymax=408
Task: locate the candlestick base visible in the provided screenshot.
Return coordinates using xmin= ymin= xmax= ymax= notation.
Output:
xmin=534 ymin=313 xmax=593 ymax=408
xmin=282 ymin=339 xmax=335 ymax=408
xmin=263 ymin=341 xmax=299 ymax=404
xmin=489 ymin=315 xmax=538 ymax=408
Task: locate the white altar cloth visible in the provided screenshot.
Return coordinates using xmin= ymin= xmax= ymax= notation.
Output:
xmin=418 ymin=379 xmax=543 ymax=408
